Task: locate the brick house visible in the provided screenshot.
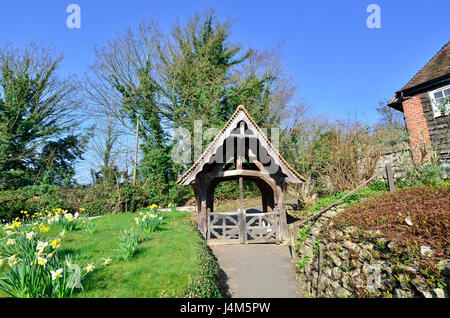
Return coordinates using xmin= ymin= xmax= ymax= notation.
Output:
xmin=388 ymin=41 xmax=449 ymax=163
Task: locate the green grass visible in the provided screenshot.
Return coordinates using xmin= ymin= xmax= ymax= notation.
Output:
xmin=1 ymin=210 xmax=207 ymax=298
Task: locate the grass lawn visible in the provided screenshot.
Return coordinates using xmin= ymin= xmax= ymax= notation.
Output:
xmin=0 ymin=210 xmax=207 ymax=298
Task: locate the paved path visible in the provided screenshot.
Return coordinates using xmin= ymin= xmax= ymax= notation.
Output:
xmin=211 ymin=244 xmax=301 ymax=298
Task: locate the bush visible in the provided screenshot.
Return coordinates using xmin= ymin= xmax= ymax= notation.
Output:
xmin=0 ymin=179 xmax=192 ymax=221
xmin=213 ymin=180 xmax=260 ymax=201
xmin=401 ymin=163 xmax=447 ymax=187
xmin=184 ymin=232 xmax=222 ymax=298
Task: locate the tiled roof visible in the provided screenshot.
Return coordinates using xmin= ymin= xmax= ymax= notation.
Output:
xmin=401 ymin=41 xmax=450 ymax=92
xmin=176 ymin=105 xmax=306 ymax=185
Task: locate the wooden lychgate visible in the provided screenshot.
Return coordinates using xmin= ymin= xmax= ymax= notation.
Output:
xmin=176 ymin=105 xmax=306 ymax=244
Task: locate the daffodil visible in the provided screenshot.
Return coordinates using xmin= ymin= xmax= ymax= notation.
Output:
xmin=37 ymin=241 xmax=49 ymax=251
xmin=102 ymin=257 xmax=112 ymax=266
xmin=51 ymin=269 xmax=63 ymax=280
xmin=60 ymin=230 xmax=67 ymax=237
xmin=85 ymin=264 xmax=95 ymax=272
xmin=37 ymin=257 xmax=47 ymax=266
xmin=6 ymin=239 xmax=15 ymax=246
xmin=26 ymin=231 xmax=36 ymax=240
xmin=50 ymin=238 xmax=61 ymax=249
xmin=8 ymin=255 xmax=18 ymax=267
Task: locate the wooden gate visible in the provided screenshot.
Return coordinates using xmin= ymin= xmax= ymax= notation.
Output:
xmin=207 ymin=208 xmax=280 ymax=244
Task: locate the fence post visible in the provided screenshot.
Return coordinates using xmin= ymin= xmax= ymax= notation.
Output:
xmin=385 ymin=163 xmax=395 ymax=192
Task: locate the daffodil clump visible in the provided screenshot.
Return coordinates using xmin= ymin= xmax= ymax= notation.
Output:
xmin=167 ymin=203 xmax=177 ymax=212
xmin=147 ymin=203 xmax=162 ymax=210
xmin=118 ymin=229 xmax=139 ymax=261
xmin=46 ymin=208 xmax=85 ymax=231
xmin=0 ymin=214 xmax=95 ymax=298
xmin=135 ymin=210 xmax=163 ymax=237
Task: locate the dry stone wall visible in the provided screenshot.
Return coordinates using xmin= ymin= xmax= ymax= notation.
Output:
xmin=289 ymin=204 xmax=450 ymax=298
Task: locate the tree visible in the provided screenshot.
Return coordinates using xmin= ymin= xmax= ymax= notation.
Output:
xmin=376 ymin=98 xmax=405 ymax=129
xmin=87 ymin=10 xmax=301 ymax=203
xmin=0 ymin=42 xmax=88 ymax=189
xmin=375 ymin=99 xmax=409 ymax=151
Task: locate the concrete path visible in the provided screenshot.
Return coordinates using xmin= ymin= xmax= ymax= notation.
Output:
xmin=211 ymin=244 xmax=301 ymax=298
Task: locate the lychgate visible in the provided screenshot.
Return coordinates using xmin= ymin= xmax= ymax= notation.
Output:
xmin=176 ymin=105 xmax=305 ymax=244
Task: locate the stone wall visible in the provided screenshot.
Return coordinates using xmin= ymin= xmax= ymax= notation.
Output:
xmin=289 ymin=204 xmax=450 ymax=298
xmin=374 ymin=148 xmax=414 ymax=182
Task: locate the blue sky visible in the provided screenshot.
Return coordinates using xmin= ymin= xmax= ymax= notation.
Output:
xmin=0 ymin=0 xmax=449 ymax=183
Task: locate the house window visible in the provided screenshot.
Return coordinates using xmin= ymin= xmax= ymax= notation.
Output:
xmin=429 ymin=85 xmax=450 ymax=117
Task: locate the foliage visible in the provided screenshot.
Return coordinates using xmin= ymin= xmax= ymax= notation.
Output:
xmin=0 ymin=43 xmax=89 ymax=190
xmin=295 ymin=257 xmax=310 ymax=273
xmin=293 ymin=181 xmax=387 ymax=220
xmin=47 ymin=208 xmax=84 ymax=231
xmin=183 ymin=233 xmax=222 ymax=298
xmin=213 ymin=179 xmax=260 ymax=201
xmin=0 ymin=182 xmax=189 ymax=221
xmin=402 ymin=163 xmax=447 ymax=187
xmin=135 ymin=208 xmax=163 ymax=238
xmin=282 ymin=99 xmax=408 ymax=204
xmin=117 ymin=229 xmax=140 ymax=261
xmin=296 ymin=226 xmax=310 ymax=249
xmin=0 ymin=214 xmax=92 ymax=297
xmin=87 ymin=10 xmax=298 ymax=206
xmin=80 ymin=219 xmax=96 ymax=235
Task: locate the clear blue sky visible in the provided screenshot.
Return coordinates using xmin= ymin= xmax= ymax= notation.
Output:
xmin=1 ymin=0 xmax=449 ymax=183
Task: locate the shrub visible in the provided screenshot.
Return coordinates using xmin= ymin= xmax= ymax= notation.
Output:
xmin=402 ymin=163 xmax=447 ymax=187
xmin=184 ymin=233 xmax=222 ymax=298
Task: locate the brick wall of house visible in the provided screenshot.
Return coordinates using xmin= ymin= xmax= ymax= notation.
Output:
xmin=402 ymin=95 xmax=432 ymax=163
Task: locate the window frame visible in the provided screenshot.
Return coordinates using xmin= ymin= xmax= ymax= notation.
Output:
xmin=428 ymin=84 xmax=450 ymax=118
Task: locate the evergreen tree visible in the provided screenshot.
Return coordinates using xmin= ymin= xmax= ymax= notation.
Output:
xmin=0 ymin=43 xmax=88 ymax=189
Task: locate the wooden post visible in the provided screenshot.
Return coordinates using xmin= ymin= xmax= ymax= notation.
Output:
xmin=207 ymin=208 xmax=211 ymax=240
xmin=385 ymin=163 xmax=395 ymax=192
xmin=239 ymin=177 xmax=244 ymax=212
xmin=237 ymin=121 xmax=247 ymax=244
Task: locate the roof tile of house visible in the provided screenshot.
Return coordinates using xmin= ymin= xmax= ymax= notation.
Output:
xmin=400 ymin=41 xmax=450 ymax=92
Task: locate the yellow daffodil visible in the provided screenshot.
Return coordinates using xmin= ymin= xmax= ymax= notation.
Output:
xmin=50 ymin=238 xmax=61 ymax=249
xmin=37 ymin=257 xmax=47 ymax=266
xmin=102 ymin=257 xmax=112 ymax=266
xmin=85 ymin=264 xmax=95 ymax=272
